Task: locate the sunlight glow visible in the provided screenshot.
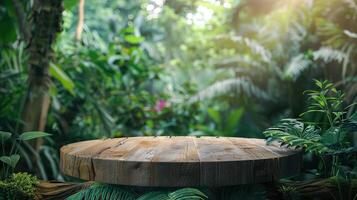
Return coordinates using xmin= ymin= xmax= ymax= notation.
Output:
xmin=146 ymin=0 xmax=165 ymax=20
xmin=186 ymin=6 xmax=214 ymax=27
xmin=186 ymin=0 xmax=231 ymax=27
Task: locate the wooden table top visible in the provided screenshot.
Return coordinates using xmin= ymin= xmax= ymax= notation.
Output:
xmin=60 ymin=136 xmax=301 ymax=187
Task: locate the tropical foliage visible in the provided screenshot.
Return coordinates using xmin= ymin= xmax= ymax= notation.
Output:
xmin=66 ymin=183 xmax=266 ymax=200
xmin=0 ymin=172 xmax=38 ymax=200
xmin=0 ymin=0 xmax=356 ymax=199
xmin=264 ymin=80 xmax=357 ymax=178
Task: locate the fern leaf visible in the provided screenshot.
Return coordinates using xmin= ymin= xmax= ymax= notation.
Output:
xmin=189 ymin=78 xmax=272 ymax=103
xmin=284 ymin=54 xmax=311 ymax=81
xmin=168 ymin=188 xmax=207 ymax=200
xmin=66 ymin=183 xmax=136 ymax=200
xmin=264 ymin=119 xmax=330 ymax=154
xmin=137 ymin=188 xmax=207 ymax=200
xmin=137 ymin=191 xmax=169 ymax=200
xmin=231 ymin=36 xmax=272 ymax=62
xmin=313 ymin=47 xmax=347 ymax=63
xmin=215 ymin=35 xmax=272 ymax=62
xmin=213 ymin=56 xmax=260 ymax=69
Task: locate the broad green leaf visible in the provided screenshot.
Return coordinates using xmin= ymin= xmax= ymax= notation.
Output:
xmin=124 ymin=35 xmax=144 ymax=44
xmin=0 ymin=131 xmax=11 ymax=141
xmin=0 ymin=154 xmax=20 ymax=168
xmin=19 ymin=131 xmax=51 ymax=141
xmin=50 ymin=63 xmax=75 ymax=94
xmin=225 ymin=108 xmax=244 ymax=135
xmin=64 ymin=0 xmax=77 ymax=10
xmin=321 ymin=127 xmax=345 ymax=145
xmin=169 ymin=188 xmax=207 ymax=199
xmin=137 ymin=191 xmax=168 ymax=200
xmin=207 ymin=108 xmax=221 ymax=125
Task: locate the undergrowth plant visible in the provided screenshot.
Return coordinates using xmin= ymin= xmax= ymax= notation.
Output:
xmin=67 ymin=183 xmax=208 ymax=200
xmin=0 ymin=172 xmax=38 ymax=200
xmin=66 ymin=183 xmax=267 ymax=200
xmin=0 ymin=131 xmax=51 ymax=179
xmin=264 ymin=80 xmax=357 ymax=177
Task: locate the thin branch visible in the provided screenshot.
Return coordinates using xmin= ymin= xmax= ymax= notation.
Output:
xmin=75 ymin=0 xmax=85 ymax=41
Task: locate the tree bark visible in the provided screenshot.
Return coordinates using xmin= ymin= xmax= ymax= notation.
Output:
xmin=21 ymin=0 xmax=63 ymax=155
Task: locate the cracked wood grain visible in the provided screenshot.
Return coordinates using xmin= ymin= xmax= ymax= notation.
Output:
xmin=60 ymin=136 xmax=301 ymax=187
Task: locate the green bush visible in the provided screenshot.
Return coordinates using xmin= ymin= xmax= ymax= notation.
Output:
xmin=0 ymin=172 xmax=38 ymax=200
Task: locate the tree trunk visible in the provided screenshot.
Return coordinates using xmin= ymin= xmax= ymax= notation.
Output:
xmin=21 ymin=0 xmax=63 ymax=162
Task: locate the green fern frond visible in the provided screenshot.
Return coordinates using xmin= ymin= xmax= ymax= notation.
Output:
xmin=189 ymin=78 xmax=272 ymax=103
xmin=137 ymin=188 xmax=207 ymax=200
xmin=213 ymin=55 xmax=260 ymax=69
xmin=284 ymin=54 xmax=311 ymax=81
xmin=66 ymin=183 xmax=136 ymax=200
xmin=231 ymin=36 xmax=272 ymax=62
xmin=137 ymin=191 xmax=169 ymax=200
xmin=67 ymin=184 xmax=208 ymax=200
xmin=264 ymin=119 xmax=330 ymax=154
xmin=169 ymin=188 xmax=207 ymax=200
xmin=313 ymin=47 xmax=347 ymax=63
xmin=216 ymin=35 xmax=272 ymax=62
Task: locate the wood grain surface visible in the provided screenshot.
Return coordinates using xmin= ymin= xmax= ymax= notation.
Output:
xmin=60 ymin=136 xmax=301 ymax=187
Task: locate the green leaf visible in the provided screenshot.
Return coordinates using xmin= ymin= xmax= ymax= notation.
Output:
xmin=137 ymin=191 xmax=168 ymax=200
xmin=225 ymin=108 xmax=244 ymax=135
xmin=124 ymin=35 xmax=144 ymax=44
xmin=64 ymin=0 xmax=77 ymax=10
xmin=321 ymin=127 xmax=345 ymax=145
xmin=50 ymin=63 xmax=75 ymax=94
xmin=314 ymin=79 xmax=323 ymax=88
xmin=207 ymin=108 xmax=221 ymax=125
xmin=0 ymin=131 xmax=12 ymax=141
xmin=0 ymin=154 xmax=20 ymax=168
xmin=350 ymin=112 xmax=357 ymax=122
xmin=19 ymin=131 xmax=51 ymax=141
xmin=169 ymin=188 xmax=207 ymax=200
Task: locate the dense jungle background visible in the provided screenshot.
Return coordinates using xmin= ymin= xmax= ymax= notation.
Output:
xmin=0 ymin=0 xmax=357 ymax=199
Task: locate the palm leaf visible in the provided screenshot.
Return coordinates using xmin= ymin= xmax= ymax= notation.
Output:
xmin=138 ymin=188 xmax=207 ymax=200
xmin=66 ymin=183 xmax=136 ymax=200
xmin=284 ymin=54 xmax=311 ymax=81
xmin=189 ymin=78 xmax=272 ymax=103
xmin=264 ymin=119 xmax=330 ymax=154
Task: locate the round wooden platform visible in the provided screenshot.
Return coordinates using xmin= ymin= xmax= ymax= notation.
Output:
xmin=60 ymin=136 xmax=301 ymax=187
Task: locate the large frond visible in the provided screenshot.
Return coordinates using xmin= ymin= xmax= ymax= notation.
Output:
xmin=189 ymin=78 xmax=272 ymax=103
xmin=137 ymin=188 xmax=207 ymax=200
xmin=263 ymin=119 xmax=330 ymax=154
xmin=216 ymin=35 xmax=272 ymax=63
xmin=230 ymin=36 xmax=272 ymax=62
xmin=313 ymin=47 xmax=347 ymax=63
xmin=284 ymin=54 xmax=311 ymax=81
xmin=66 ymin=184 xmax=136 ymax=200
